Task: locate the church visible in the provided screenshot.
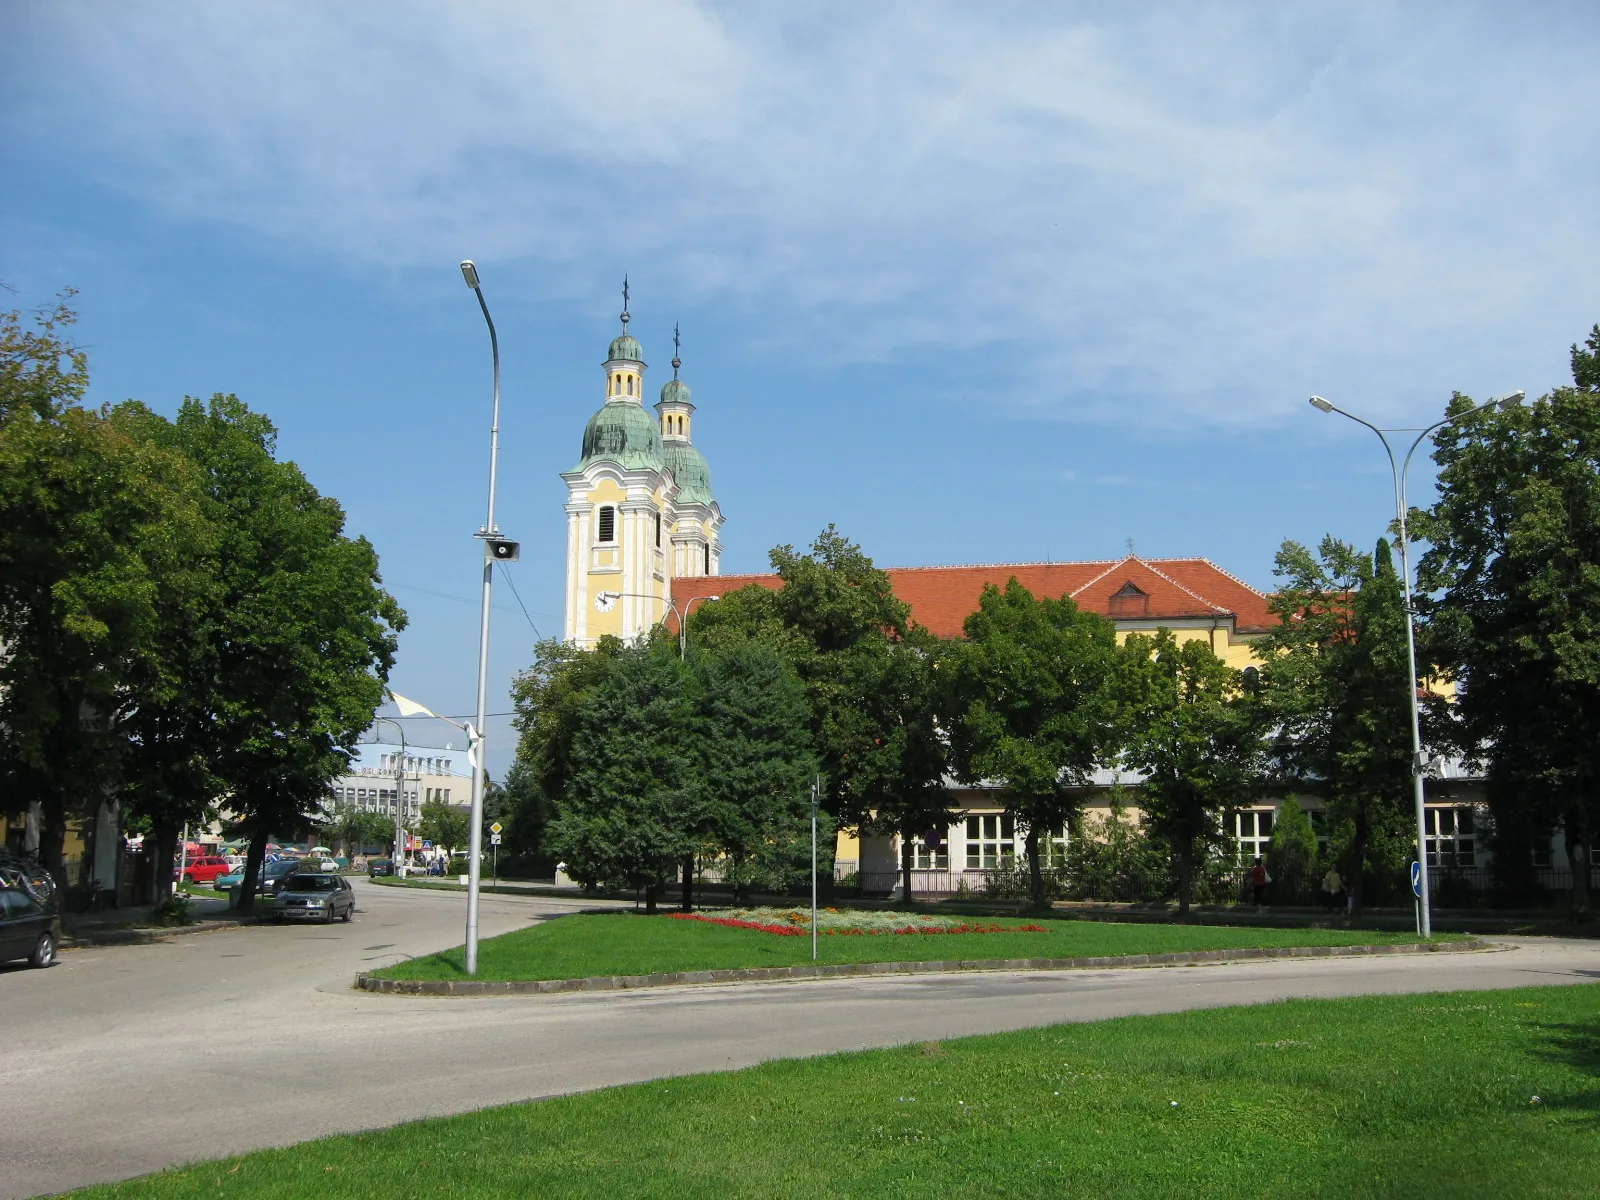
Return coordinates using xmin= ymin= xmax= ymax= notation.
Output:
xmin=561 ymin=292 xmax=723 ymax=646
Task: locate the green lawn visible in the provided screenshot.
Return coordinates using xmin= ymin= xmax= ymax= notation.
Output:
xmin=64 ymin=983 xmax=1600 ymax=1199
xmin=373 ymin=910 xmax=1455 ymax=982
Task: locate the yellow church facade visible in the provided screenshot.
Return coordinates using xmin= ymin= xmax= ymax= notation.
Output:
xmin=561 ymin=304 xmax=722 ymax=647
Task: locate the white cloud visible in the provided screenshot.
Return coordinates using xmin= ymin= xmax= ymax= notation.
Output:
xmin=11 ymin=1 xmax=1600 ymax=426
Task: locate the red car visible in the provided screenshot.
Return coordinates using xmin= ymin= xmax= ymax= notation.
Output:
xmin=178 ymin=856 xmax=232 ymax=885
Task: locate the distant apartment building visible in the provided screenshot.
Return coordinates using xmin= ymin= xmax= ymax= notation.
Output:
xmin=324 ymin=741 xmax=473 ymax=826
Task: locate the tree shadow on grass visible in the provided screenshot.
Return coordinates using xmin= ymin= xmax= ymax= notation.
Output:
xmin=1531 ymin=1009 xmax=1600 ymax=1128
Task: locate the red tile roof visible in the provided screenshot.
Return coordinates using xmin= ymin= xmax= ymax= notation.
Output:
xmin=669 ymin=556 xmax=1276 ymax=639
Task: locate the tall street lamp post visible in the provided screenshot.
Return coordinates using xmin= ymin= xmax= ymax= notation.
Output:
xmin=593 ymin=592 xmax=721 ymax=657
xmin=460 ymin=260 xmax=520 ymax=975
xmin=1308 ymin=389 xmax=1522 ymax=938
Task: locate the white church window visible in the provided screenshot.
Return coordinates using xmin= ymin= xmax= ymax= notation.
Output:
xmin=597 ymin=506 xmax=616 ymax=543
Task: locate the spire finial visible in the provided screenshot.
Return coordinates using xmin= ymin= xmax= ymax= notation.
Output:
xmin=1126 ymin=536 xmax=1136 ymax=557
xmin=620 ymin=275 xmax=630 ymax=331
xmin=671 ymin=322 xmax=681 ymax=378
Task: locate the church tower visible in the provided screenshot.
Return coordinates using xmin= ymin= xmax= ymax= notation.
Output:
xmin=561 ymin=288 xmax=722 ymax=646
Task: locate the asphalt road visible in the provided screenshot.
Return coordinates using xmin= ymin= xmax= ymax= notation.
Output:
xmin=4 ymin=880 xmax=1598 ymax=1199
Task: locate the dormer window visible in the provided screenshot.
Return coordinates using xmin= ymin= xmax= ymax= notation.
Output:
xmin=597 ymin=505 xmax=616 ymax=543
xmin=1108 ymin=580 xmax=1149 ymax=617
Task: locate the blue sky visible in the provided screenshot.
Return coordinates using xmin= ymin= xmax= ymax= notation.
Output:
xmin=3 ymin=2 xmax=1597 ymax=775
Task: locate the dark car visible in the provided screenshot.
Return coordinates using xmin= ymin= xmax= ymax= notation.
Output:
xmin=367 ymin=858 xmax=394 ymax=878
xmin=0 ymin=887 xmax=60 ymax=968
xmin=272 ymin=874 xmax=355 ymax=923
xmin=255 ymin=859 xmax=312 ymax=896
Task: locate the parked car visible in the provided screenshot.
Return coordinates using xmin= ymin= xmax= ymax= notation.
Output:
xmin=0 ymin=887 xmax=60 ymax=968
xmin=272 ymin=874 xmax=355 ymax=923
xmin=214 ymin=859 xmax=310 ymax=895
xmin=367 ymin=858 xmax=394 ymax=878
xmin=178 ymin=856 xmax=233 ymax=885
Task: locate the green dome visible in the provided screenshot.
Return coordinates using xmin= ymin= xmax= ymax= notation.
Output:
xmin=663 ymin=438 xmax=713 ymax=506
xmin=608 ymin=333 xmax=643 ymax=362
xmin=658 ymin=377 xmax=692 ymax=406
xmin=577 ymin=400 xmax=664 ymax=472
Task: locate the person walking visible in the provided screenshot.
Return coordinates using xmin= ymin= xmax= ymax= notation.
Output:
xmin=1250 ymin=857 xmax=1270 ymax=911
xmin=1320 ymin=865 xmax=1343 ymax=913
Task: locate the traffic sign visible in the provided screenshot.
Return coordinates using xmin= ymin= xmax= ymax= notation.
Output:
xmin=490 ymin=822 xmax=503 ymax=835
xmin=490 ymin=833 xmax=502 ymax=846
xmin=1410 ymin=861 xmax=1423 ymax=898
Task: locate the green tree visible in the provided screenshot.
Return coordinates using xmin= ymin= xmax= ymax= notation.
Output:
xmin=548 ymin=644 xmax=693 ymax=911
xmin=688 ymin=640 xmax=817 ymax=904
xmin=0 ymin=299 xmax=207 ymax=901
xmin=1123 ymin=630 xmax=1262 ymax=914
xmin=1263 ymin=536 xmax=1412 ymax=914
xmin=322 ymin=802 xmax=393 ymax=857
xmin=161 ymin=395 xmax=404 ymax=911
xmin=417 ymin=798 xmax=470 ymax=859
xmin=946 ymin=579 xmax=1128 ymax=911
xmin=1268 ymin=796 xmax=1319 ymax=901
xmin=1419 ymin=327 xmax=1600 ymax=914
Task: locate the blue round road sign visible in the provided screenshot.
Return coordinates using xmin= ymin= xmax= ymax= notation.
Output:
xmin=1410 ymin=860 xmax=1423 ymax=898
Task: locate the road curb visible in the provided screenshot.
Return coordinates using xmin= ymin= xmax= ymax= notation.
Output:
xmin=355 ymin=937 xmax=1494 ymax=996
xmin=62 ymin=917 xmax=253 ymax=947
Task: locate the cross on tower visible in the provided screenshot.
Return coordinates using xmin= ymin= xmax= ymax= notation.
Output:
xmin=672 ymin=322 xmax=681 ymax=378
xmin=620 ymin=276 xmax=630 ymax=330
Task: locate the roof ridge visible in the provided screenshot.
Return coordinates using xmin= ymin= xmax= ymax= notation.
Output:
xmin=1067 ymin=559 xmax=1126 ymax=597
xmin=1134 ymin=558 xmax=1231 ymax=614
xmin=1183 ymin=556 xmax=1270 ymax=599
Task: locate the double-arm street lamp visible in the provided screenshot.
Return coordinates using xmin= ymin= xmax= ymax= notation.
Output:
xmin=594 ymin=591 xmax=721 ymax=657
xmin=368 ymin=716 xmax=410 ymax=872
xmin=1308 ymin=389 xmax=1523 ymax=938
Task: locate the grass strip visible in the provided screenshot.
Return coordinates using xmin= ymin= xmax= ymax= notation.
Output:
xmin=64 ymin=982 xmax=1600 ymax=1199
xmin=373 ymin=910 xmax=1457 ymax=982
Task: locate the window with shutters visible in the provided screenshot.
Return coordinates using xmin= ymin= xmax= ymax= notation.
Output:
xmin=597 ymin=505 xmax=616 ymax=543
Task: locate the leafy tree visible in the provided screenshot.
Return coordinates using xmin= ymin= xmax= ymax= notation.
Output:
xmin=0 ymin=299 xmax=207 ymax=901
xmin=946 ymin=579 xmax=1128 ymax=911
xmin=1123 ymin=630 xmax=1262 ymax=914
xmin=548 ymin=644 xmax=693 ymax=911
xmin=322 ymin=802 xmax=393 ymax=857
xmin=161 ymin=396 xmax=404 ymax=910
xmin=1268 ymin=796 xmax=1319 ymax=900
xmin=687 ymin=640 xmax=816 ymax=904
xmin=1419 ymin=328 xmax=1600 ymax=914
xmin=1262 ymin=536 xmax=1412 ymax=914
xmin=418 ymin=797 xmax=470 ymax=859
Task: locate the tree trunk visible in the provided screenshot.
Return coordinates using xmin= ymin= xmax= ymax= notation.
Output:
xmin=1347 ymin=809 xmax=1370 ymax=918
xmin=1025 ymin=824 xmax=1045 ymax=913
xmin=234 ymin=823 xmax=268 ymax=912
xmin=151 ymin=817 xmax=178 ymax=902
xmin=1176 ymin=839 xmax=1192 ymax=917
xmin=733 ymin=853 xmax=750 ymax=906
xmin=680 ymin=853 xmax=694 ymax=912
xmin=900 ymin=832 xmax=916 ymax=911
xmin=1564 ymin=815 xmax=1590 ymax=919
xmin=40 ymin=804 xmax=69 ymax=923
xmin=644 ymin=883 xmax=658 ymax=915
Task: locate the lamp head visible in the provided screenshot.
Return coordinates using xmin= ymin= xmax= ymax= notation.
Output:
xmin=460 ymin=260 xmax=481 ymax=289
xmin=1496 ymin=389 xmax=1525 ymax=408
xmin=1309 ymin=395 xmax=1334 ymax=413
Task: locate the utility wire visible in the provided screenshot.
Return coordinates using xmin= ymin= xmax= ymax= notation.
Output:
xmin=496 ymin=563 xmax=544 ymax=640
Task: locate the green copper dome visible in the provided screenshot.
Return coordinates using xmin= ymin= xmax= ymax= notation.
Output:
xmin=664 ymin=438 xmax=713 ymax=506
xmin=658 ymin=377 xmax=692 ymax=406
xmin=608 ymin=333 xmax=643 ymax=362
xmin=577 ymin=400 xmax=664 ymax=472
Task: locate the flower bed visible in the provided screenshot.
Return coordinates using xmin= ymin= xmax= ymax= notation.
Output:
xmin=670 ymin=908 xmax=1046 ymax=937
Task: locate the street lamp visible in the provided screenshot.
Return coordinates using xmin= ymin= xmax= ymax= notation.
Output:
xmin=460 ymin=259 xmax=514 ymax=976
xmin=593 ymin=591 xmax=720 ymax=657
xmin=369 ymin=716 xmax=410 ymax=872
xmin=1308 ymin=388 xmax=1522 ymax=938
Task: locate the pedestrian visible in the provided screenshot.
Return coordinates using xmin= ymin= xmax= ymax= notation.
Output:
xmin=1320 ymin=865 xmax=1343 ymax=913
xmin=1250 ymin=857 xmax=1270 ymax=911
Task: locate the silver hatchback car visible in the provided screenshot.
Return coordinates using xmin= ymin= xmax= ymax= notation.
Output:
xmin=271 ymin=874 xmax=355 ymax=923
